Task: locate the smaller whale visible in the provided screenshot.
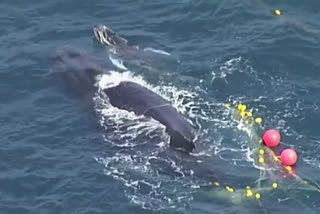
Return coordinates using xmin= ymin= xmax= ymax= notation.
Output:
xmin=93 ymin=24 xmax=203 ymax=87
xmin=93 ymin=24 xmax=180 ymax=76
xmin=52 ymin=47 xmax=198 ymax=152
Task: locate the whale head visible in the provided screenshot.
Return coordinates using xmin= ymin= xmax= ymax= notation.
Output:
xmin=52 ymin=47 xmax=107 ymax=97
xmin=93 ymin=24 xmax=128 ymax=47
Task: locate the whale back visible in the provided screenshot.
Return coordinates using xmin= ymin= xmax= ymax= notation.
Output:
xmin=103 ymin=81 xmax=197 ymax=152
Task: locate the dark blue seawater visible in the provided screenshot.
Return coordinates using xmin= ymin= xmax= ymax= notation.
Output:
xmin=1 ymin=0 xmax=320 ymax=213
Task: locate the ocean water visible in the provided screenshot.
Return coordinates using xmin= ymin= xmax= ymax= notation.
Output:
xmin=1 ymin=0 xmax=320 ymax=213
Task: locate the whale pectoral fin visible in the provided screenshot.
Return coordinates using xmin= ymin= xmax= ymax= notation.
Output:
xmin=168 ymin=130 xmax=195 ymax=153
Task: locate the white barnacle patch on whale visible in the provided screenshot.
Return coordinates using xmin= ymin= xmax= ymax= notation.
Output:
xmin=109 ymin=54 xmax=128 ymax=70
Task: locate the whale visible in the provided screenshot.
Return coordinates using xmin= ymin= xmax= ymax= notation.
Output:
xmin=52 ymin=47 xmax=198 ymax=152
xmin=93 ymin=24 xmax=180 ymax=76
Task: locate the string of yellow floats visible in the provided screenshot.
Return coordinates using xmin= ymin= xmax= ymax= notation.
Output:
xmin=208 ymin=102 xmax=320 ymax=201
xmin=204 ymin=4 xmax=320 ymax=203
xmin=225 ymin=102 xmax=295 ymax=172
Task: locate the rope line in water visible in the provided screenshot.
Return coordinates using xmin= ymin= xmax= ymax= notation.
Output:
xmin=206 ymin=102 xmax=320 ymax=204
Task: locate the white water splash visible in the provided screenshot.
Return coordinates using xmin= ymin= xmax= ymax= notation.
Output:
xmin=144 ymin=47 xmax=171 ymax=56
xmin=98 ymin=70 xmax=148 ymax=89
xmin=92 ymin=57 xmax=266 ymax=210
xmin=92 ymin=69 xmax=228 ymax=210
xmin=211 ymin=57 xmax=242 ymax=83
xmin=303 ymin=156 xmax=320 ymax=168
xmin=210 ymin=56 xmax=264 ymax=87
xmin=94 ymin=71 xmax=168 ymax=147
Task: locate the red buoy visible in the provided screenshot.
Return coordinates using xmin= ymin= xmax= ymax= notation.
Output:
xmin=262 ymin=129 xmax=281 ymax=147
xmin=281 ymin=148 xmax=298 ymax=166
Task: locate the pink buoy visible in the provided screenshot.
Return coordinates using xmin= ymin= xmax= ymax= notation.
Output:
xmin=281 ymin=148 xmax=298 ymax=166
xmin=262 ymin=129 xmax=281 ymax=147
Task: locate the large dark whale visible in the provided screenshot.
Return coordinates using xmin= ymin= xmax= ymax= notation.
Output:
xmin=52 ymin=47 xmax=198 ymax=152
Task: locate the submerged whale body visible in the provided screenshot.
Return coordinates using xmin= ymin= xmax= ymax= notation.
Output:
xmin=52 ymin=47 xmax=112 ymax=97
xmin=53 ymin=47 xmax=197 ymax=152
